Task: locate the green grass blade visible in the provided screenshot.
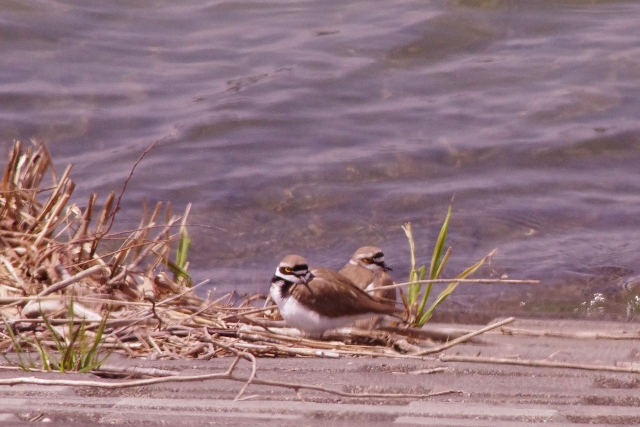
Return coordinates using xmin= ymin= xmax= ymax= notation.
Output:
xmin=416 ymin=282 xmax=432 ymax=319
xmin=74 ymin=322 xmax=90 ymax=371
xmin=433 ymin=246 xmax=452 ymax=280
xmin=175 ymin=226 xmax=191 ymax=270
xmin=429 ymin=202 xmax=452 ymax=280
xmin=80 ymin=312 xmax=110 ymax=372
xmin=40 ymin=310 xmax=66 ymax=356
xmin=455 ymin=250 xmax=493 ymax=281
xmin=417 ymin=249 xmax=493 ymax=326
xmin=402 ymin=223 xmax=417 ymax=273
xmin=417 ymin=247 xmax=451 ymax=316
xmin=165 ymin=259 xmax=192 ymax=285
xmin=168 ymin=224 xmax=192 ymax=286
xmin=2 ymin=317 xmax=30 ymax=371
xmin=408 ymin=266 xmax=427 ymax=306
xmin=32 ymin=335 xmax=52 ymax=371
xmin=407 ymin=269 xmax=419 ymax=304
xmin=403 ymin=223 xmax=421 ymax=305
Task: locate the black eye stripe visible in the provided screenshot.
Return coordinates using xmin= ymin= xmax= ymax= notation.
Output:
xmin=280 ymin=265 xmax=308 ymax=275
xmin=292 ymin=265 xmax=308 ymax=273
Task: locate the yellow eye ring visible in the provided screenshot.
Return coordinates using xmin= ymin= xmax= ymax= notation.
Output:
xmin=362 ymin=258 xmax=372 ymax=264
xmin=284 ymin=267 xmax=292 ymax=274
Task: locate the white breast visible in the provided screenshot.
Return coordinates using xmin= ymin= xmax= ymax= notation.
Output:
xmin=272 ymin=292 xmax=365 ymax=336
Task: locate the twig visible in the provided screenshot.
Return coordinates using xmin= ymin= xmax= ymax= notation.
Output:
xmin=232 ymin=341 xmax=341 ymax=358
xmin=233 ymin=325 xmax=430 ymax=359
xmin=147 ymin=334 xmax=164 ymax=356
xmin=501 ymin=327 xmax=640 ymax=340
xmin=0 ymin=255 xmax=24 ymax=287
xmin=156 ymin=279 xmax=210 ymax=307
xmin=103 ymin=140 xmax=160 ymax=236
xmin=220 ymin=305 xmax=278 ymax=320
xmin=439 ymin=354 xmax=640 ymax=374
xmin=411 ymin=317 xmax=515 ymax=356
xmin=94 ymin=366 xmax=180 ymax=377
xmin=0 ymin=356 xmax=242 ymax=388
xmin=0 ymin=365 xmax=45 ymax=372
xmin=38 ymin=265 xmax=107 ymax=296
xmin=199 ymin=327 xmax=257 ymax=400
xmin=233 ymin=352 xmax=257 ymax=401
xmin=202 ymin=327 xmax=258 ymax=400
xmin=378 ymin=279 xmax=539 ymax=291
xmin=106 ymin=221 xmax=177 ymax=286
xmin=147 ymin=298 xmax=164 ymax=330
xmin=406 ymin=367 xmax=447 ymax=375
xmin=233 ymin=376 xmax=462 ymax=399
xmin=5 ymin=317 xmax=153 ymax=326
xmin=0 ymin=367 xmax=461 ymax=400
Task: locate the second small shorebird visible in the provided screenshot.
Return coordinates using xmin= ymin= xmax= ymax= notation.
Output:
xmin=339 ymin=246 xmax=396 ymax=302
xmin=339 ymin=246 xmax=397 ymax=328
xmin=270 ymin=254 xmax=400 ymax=338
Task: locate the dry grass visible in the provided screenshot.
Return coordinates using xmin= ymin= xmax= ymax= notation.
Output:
xmin=2 ymin=140 xmax=469 ymax=366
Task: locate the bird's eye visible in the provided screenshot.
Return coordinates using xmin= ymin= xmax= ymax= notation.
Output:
xmin=362 ymin=258 xmax=372 ymax=264
xmin=284 ymin=267 xmax=292 ymax=274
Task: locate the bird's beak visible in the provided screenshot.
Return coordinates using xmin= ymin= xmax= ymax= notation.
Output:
xmin=381 ymin=262 xmax=392 ymax=272
xmin=300 ymin=271 xmax=314 ymax=293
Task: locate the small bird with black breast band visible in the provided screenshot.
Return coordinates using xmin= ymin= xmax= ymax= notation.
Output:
xmin=339 ymin=246 xmax=396 ymax=301
xmin=270 ymin=254 xmax=401 ymax=338
xmin=339 ymin=246 xmax=397 ymax=328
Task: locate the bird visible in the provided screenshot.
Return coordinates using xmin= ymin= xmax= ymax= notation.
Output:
xmin=270 ymin=254 xmax=400 ymax=338
xmin=339 ymin=246 xmax=397 ymax=328
xmin=340 ymin=246 xmax=396 ymax=299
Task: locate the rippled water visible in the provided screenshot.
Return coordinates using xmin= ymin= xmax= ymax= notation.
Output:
xmin=3 ymin=0 xmax=640 ymax=320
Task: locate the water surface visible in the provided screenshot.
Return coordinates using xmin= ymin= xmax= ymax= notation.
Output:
xmin=2 ymin=0 xmax=640 ymax=319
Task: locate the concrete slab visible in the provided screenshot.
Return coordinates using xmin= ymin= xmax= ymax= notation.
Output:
xmin=394 ymin=417 xmax=613 ymax=427
xmin=0 ymin=414 xmax=21 ymax=423
xmin=1 ymin=318 xmax=640 ymax=426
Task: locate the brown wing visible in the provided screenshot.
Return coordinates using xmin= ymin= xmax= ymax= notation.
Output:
xmin=290 ymin=267 xmax=399 ymax=319
xmin=339 ymin=264 xmax=397 ymax=302
xmin=372 ymin=271 xmax=397 ymax=302
xmin=338 ymin=263 xmax=373 ymax=290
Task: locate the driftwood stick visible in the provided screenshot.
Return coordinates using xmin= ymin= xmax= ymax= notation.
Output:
xmin=411 ymin=317 xmax=515 ymax=356
xmin=378 ymin=279 xmax=539 ymax=291
xmin=199 ymin=326 xmax=258 ymax=401
xmin=0 ymin=369 xmax=461 ymax=400
xmin=0 ymin=357 xmax=241 ymax=388
xmin=233 ymin=352 xmax=257 ymax=401
xmin=232 ymin=341 xmax=341 ymax=358
xmin=235 ymin=376 xmax=461 ymax=399
xmin=94 ymin=366 xmax=181 ymax=377
xmin=501 ymin=327 xmax=640 ymax=340
xmin=406 ymin=367 xmax=447 ymax=375
xmin=439 ymin=354 xmax=640 ymax=374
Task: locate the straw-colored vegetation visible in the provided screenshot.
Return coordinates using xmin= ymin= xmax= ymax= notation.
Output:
xmin=0 ymin=140 xmax=527 ymax=375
